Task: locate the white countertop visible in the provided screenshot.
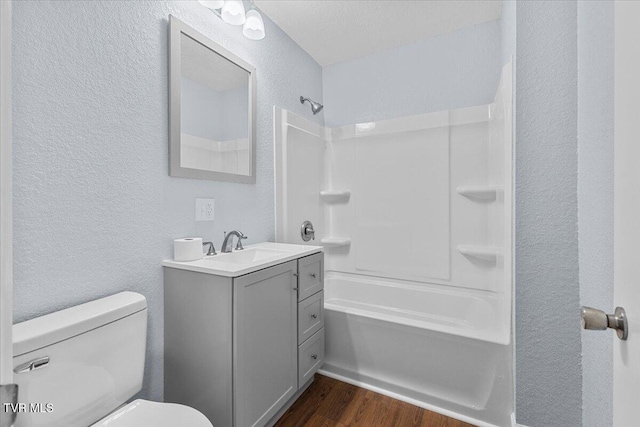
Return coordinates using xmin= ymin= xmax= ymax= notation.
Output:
xmin=162 ymin=242 xmax=323 ymax=277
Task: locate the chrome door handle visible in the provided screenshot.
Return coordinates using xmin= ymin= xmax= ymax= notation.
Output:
xmin=581 ymin=306 xmax=628 ymax=340
xmin=310 ymin=313 xmax=318 ymax=319
xmin=310 ymin=273 xmax=316 ymax=278
xmin=311 ymin=354 xmax=318 ymax=360
xmin=14 ymin=356 xmax=50 ymax=374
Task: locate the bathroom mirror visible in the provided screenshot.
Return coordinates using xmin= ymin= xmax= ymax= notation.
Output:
xmin=169 ymin=15 xmax=256 ymax=183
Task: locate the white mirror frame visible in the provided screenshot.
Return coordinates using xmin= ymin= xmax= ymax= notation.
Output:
xmin=169 ymin=15 xmax=257 ymax=183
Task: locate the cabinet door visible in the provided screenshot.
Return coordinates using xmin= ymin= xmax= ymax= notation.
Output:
xmin=234 ymin=261 xmax=298 ymax=427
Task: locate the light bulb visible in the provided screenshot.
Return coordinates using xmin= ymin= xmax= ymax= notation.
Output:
xmin=243 ymin=9 xmax=265 ymax=40
xmin=198 ymin=0 xmax=225 ymax=10
xmin=221 ymin=0 xmax=246 ymax=26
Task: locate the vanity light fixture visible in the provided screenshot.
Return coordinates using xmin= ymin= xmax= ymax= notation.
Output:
xmin=243 ymin=9 xmax=265 ymax=40
xmin=221 ymin=0 xmax=246 ymax=26
xmin=198 ymin=0 xmax=225 ymax=9
xmin=198 ymin=0 xmax=266 ymax=40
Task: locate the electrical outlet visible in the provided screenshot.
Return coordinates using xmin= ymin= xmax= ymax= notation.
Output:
xmin=195 ymin=198 xmax=215 ymax=221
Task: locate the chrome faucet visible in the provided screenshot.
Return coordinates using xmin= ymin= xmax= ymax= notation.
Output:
xmin=221 ymin=230 xmax=247 ymax=253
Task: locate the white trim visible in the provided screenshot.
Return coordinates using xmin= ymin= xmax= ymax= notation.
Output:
xmin=508 ymin=54 xmax=517 ymax=427
xmin=613 ymin=2 xmax=640 ymax=425
xmin=0 ymin=0 xmax=12 ymax=385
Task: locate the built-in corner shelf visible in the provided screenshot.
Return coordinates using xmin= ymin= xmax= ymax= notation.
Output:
xmin=457 ymin=245 xmax=502 ymax=262
xmin=320 ymin=190 xmax=351 ymax=203
xmin=456 ymin=185 xmax=503 ymax=201
xmin=320 ymin=237 xmax=351 ymax=248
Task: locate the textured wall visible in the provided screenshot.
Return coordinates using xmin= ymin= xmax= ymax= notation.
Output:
xmin=12 ymin=0 xmax=322 ymax=401
xmin=515 ymin=1 xmax=582 ymax=426
xmin=577 ymin=2 xmax=615 ymax=426
xmin=322 ymin=20 xmax=501 ymax=127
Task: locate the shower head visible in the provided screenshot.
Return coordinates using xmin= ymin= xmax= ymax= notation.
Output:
xmin=300 ymin=96 xmax=324 ymax=115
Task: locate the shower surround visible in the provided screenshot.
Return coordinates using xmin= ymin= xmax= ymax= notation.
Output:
xmin=275 ymin=63 xmax=513 ymax=427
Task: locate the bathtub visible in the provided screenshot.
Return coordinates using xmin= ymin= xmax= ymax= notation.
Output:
xmin=320 ymin=273 xmax=513 ymax=427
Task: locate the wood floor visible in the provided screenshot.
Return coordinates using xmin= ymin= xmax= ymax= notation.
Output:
xmin=275 ymin=374 xmax=475 ymax=427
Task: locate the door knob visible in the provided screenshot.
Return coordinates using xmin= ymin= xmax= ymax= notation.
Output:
xmin=581 ymin=306 xmax=628 ymax=340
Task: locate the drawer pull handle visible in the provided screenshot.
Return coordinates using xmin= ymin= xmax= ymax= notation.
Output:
xmin=310 ymin=273 xmax=316 ymax=278
xmin=310 ymin=313 xmax=318 ymax=319
xmin=311 ymin=354 xmax=318 ymax=360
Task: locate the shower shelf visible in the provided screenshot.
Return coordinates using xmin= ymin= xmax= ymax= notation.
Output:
xmin=320 ymin=190 xmax=351 ymax=203
xmin=456 ymin=185 xmax=503 ymax=201
xmin=319 ymin=237 xmax=351 ymax=247
xmin=456 ymin=245 xmax=502 ymax=262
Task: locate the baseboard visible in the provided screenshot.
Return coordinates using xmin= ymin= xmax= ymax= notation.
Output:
xmin=318 ymin=368 xmax=504 ymax=427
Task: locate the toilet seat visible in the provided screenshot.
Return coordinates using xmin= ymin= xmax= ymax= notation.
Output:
xmin=91 ymin=399 xmax=213 ymax=427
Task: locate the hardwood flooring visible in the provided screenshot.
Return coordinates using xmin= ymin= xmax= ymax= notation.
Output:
xmin=275 ymin=374 xmax=476 ymax=427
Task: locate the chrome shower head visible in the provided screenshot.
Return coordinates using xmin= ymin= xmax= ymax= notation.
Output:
xmin=300 ymin=96 xmax=324 ymax=115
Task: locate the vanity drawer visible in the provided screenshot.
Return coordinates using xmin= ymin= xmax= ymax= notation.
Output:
xmin=298 ymin=328 xmax=324 ymax=387
xmin=297 ymin=252 xmax=323 ymax=301
xmin=298 ymin=291 xmax=324 ymax=343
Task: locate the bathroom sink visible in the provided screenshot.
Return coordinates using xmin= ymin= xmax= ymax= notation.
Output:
xmin=162 ymin=242 xmax=323 ymax=277
xmin=206 ymin=248 xmax=289 ymax=265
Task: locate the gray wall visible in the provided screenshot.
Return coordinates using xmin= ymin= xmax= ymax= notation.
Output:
xmin=577 ymin=2 xmax=614 ymax=426
xmin=322 ymin=20 xmax=502 ymax=127
xmin=12 ymin=0 xmax=322 ymax=401
xmin=514 ymin=1 xmax=582 ymax=426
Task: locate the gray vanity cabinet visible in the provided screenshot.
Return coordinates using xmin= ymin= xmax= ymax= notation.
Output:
xmin=164 ymin=251 xmax=324 ymax=427
xmin=233 ymin=261 xmax=298 ymax=427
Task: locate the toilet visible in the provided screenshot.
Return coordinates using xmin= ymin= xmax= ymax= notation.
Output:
xmin=12 ymin=292 xmax=213 ymax=427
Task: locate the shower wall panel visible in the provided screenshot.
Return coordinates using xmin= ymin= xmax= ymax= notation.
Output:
xmin=353 ymin=127 xmax=450 ymax=281
xmin=276 ymin=61 xmax=512 ymax=296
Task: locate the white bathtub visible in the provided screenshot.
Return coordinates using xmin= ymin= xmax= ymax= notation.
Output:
xmin=321 ymin=273 xmax=513 ymax=427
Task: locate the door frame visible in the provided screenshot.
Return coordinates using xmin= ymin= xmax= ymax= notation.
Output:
xmin=613 ymin=0 xmax=640 ymax=424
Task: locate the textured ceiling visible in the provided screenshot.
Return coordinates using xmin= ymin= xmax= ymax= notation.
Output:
xmin=254 ymin=0 xmax=503 ymax=66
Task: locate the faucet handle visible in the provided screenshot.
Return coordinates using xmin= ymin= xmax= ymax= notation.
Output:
xmin=236 ymin=234 xmax=247 ymax=250
xmin=202 ymin=241 xmax=216 ymax=256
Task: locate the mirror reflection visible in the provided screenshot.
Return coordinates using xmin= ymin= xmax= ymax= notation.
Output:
xmin=179 ymin=33 xmax=250 ymax=176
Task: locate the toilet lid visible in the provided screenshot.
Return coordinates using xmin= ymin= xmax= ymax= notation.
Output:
xmin=91 ymin=399 xmax=213 ymax=427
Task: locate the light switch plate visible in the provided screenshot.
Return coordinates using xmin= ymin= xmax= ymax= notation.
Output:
xmin=195 ymin=198 xmax=215 ymax=221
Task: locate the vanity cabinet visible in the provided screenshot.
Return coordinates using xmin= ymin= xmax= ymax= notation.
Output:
xmin=234 ymin=261 xmax=298 ymax=427
xmin=164 ymin=251 xmax=324 ymax=427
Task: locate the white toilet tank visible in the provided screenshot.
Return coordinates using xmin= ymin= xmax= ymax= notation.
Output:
xmin=12 ymin=292 xmax=148 ymax=427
